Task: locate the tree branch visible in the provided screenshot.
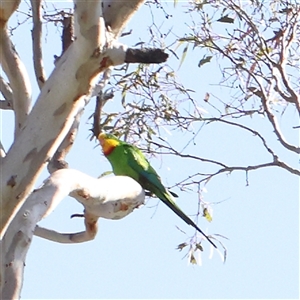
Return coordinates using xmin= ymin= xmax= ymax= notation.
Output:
xmin=62 ymin=16 xmax=74 ymax=53
xmin=204 ymin=160 xmax=300 ymax=182
xmin=203 ymin=117 xmax=278 ymax=159
xmin=102 ymin=0 xmax=145 ymax=37
xmin=47 ymin=109 xmax=84 ymax=173
xmin=92 ymin=67 xmax=113 ymax=97
xmin=0 ymin=28 xmax=32 ymax=136
xmin=0 ymin=76 xmax=13 ymax=108
xmin=0 ymin=169 xmax=144 ymax=298
xmin=34 ymin=213 xmax=98 ymax=244
xmin=149 ymin=140 xmax=228 ymax=169
xmin=207 ymin=34 xmax=299 ymax=155
xmin=0 ymin=0 xmax=20 ymax=27
xmin=174 ymin=159 xmax=299 ymax=191
xmin=30 ymin=0 xmax=46 ymax=89
xmin=0 ymin=0 xmax=166 ymax=239
xmin=260 ymin=87 xmax=300 ymax=154
xmin=125 ymin=48 xmax=168 ymax=64
xmin=149 ymin=137 xmax=299 ymax=180
xmin=0 ymin=0 xmax=108 ymax=238
xmin=0 ymin=100 xmax=13 ymax=110
xmin=271 ymin=16 xmax=300 ymax=113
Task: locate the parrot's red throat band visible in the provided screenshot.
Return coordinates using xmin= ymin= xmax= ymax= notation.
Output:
xmin=99 ymin=136 xmax=119 ymax=156
xmin=102 ymin=144 xmax=116 ymax=156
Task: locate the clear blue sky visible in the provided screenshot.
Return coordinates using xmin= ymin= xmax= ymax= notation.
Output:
xmin=1 ymin=1 xmax=299 ymax=299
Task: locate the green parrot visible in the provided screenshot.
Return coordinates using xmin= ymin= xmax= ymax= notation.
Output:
xmin=98 ymin=132 xmax=216 ymax=248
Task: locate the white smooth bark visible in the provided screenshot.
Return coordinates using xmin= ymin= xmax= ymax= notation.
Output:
xmin=0 ymin=1 xmax=146 ymax=298
xmin=0 ymin=28 xmax=32 ymax=136
xmin=0 ymin=0 xmax=21 ymax=26
xmin=0 ymin=76 xmax=13 ymax=107
xmin=30 ymin=0 xmax=46 ymax=89
xmin=0 ymin=0 xmax=133 ymax=238
xmin=102 ymin=0 xmax=145 ymax=36
xmin=0 ymin=170 xmax=144 ymax=298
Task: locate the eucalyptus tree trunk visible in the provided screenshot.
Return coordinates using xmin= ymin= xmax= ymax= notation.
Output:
xmin=0 ymin=1 xmax=166 ymax=298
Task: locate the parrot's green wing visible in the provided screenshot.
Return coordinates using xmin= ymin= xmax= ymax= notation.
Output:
xmin=122 ymin=144 xmax=167 ymax=192
xmin=122 ymin=144 xmax=217 ymax=248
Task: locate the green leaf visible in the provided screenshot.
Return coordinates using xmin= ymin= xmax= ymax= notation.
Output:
xmin=203 ymin=207 xmax=213 ymax=222
xmin=198 ymin=55 xmax=212 ymax=68
xmin=98 ymin=171 xmax=113 ymax=178
xmin=217 ymin=15 xmax=234 ymax=23
xmin=256 ymin=46 xmax=273 ymax=57
xmin=178 ymin=43 xmax=189 ymax=69
xmin=189 ymin=252 xmax=197 ymax=265
xmin=121 ymin=86 xmax=127 ymax=107
xmin=195 ymin=243 xmax=204 ymax=252
xmin=178 ymin=37 xmax=196 ymax=43
xmin=204 ymin=92 xmax=210 ymax=102
xmin=176 ymin=242 xmax=188 ymax=251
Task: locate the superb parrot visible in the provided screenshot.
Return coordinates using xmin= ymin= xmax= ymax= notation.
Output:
xmin=98 ymin=132 xmax=216 ymax=248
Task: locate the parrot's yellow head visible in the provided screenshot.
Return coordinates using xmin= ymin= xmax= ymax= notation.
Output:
xmin=98 ymin=133 xmax=120 ymax=156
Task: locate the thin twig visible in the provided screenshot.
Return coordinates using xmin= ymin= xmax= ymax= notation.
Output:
xmin=260 ymin=90 xmax=300 ymax=154
xmin=208 ymin=34 xmax=300 ymax=155
xmin=149 ymin=137 xmax=299 ymax=182
xmin=92 ymin=68 xmax=114 ymax=138
xmin=174 ymin=160 xmax=299 ymax=189
xmin=149 ymin=140 xmax=228 ymax=168
xmin=202 ymin=117 xmax=278 ymax=158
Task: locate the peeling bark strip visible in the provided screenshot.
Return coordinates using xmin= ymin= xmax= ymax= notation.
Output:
xmin=125 ymin=48 xmax=169 ymax=64
xmin=62 ymin=16 xmax=74 ymax=53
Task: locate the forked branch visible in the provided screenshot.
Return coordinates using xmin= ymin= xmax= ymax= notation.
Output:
xmin=1 ymin=169 xmax=144 ymax=298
